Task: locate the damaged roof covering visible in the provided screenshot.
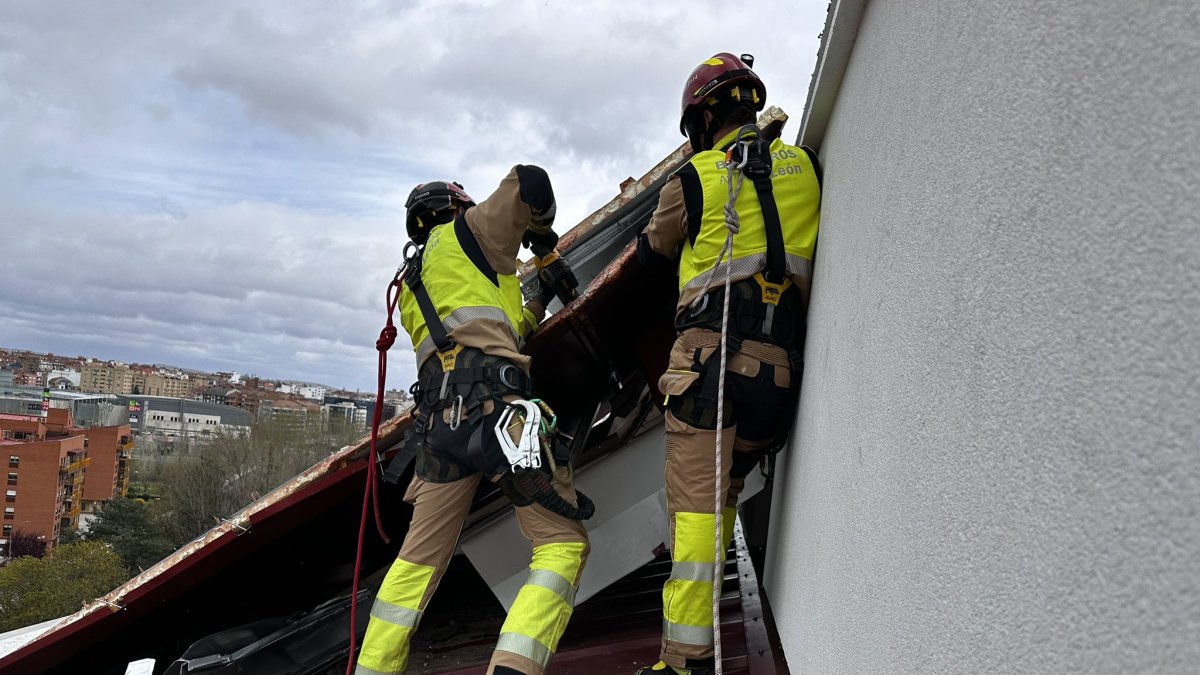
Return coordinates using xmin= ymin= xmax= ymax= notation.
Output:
xmin=0 ymin=106 xmax=792 ymax=675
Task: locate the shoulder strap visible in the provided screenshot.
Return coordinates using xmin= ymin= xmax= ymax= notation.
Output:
xmin=741 ymin=138 xmax=786 ymax=282
xmin=402 ymin=248 xmax=455 ymax=353
xmin=801 ymin=145 xmax=824 ymax=189
xmin=675 ymin=163 xmax=705 ymax=248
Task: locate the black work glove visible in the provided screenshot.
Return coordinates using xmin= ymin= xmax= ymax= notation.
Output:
xmin=523 ymin=228 xmax=559 ymax=251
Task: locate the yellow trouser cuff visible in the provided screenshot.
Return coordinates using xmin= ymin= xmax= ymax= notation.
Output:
xmin=497 ymin=540 xmax=587 ymax=661
xmin=356 ymin=557 xmax=436 ymax=673
xmin=665 ymin=511 xmax=730 ymax=630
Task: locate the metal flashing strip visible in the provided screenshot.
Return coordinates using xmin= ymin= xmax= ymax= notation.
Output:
xmin=733 ymin=517 xmax=790 ymax=675
xmin=798 ymin=0 xmax=869 ymax=150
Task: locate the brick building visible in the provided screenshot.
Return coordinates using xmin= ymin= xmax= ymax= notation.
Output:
xmin=80 ymin=362 xmax=196 ymax=398
xmin=80 ymin=361 xmax=133 ymax=394
xmin=0 ymin=406 xmax=133 ymax=554
xmin=1 ymin=411 xmax=90 ymax=554
xmin=132 ymin=372 xmax=195 ymax=398
xmin=78 ymin=422 xmax=133 ymax=509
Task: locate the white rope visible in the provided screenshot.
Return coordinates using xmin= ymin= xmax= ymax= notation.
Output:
xmin=703 ymin=126 xmax=755 ymax=674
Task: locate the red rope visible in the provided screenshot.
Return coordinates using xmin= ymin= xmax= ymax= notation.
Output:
xmin=346 ymin=271 xmax=403 ymax=675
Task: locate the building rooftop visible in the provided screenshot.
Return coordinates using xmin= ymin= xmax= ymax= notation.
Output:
xmin=0 ymin=107 xmax=795 ymax=674
xmin=0 ymin=387 xmax=112 ymax=401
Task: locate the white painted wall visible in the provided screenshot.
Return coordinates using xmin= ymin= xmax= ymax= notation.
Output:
xmin=299 ymin=385 xmax=326 ymax=401
xmin=46 ymin=369 xmax=81 ymax=387
xmin=766 ymin=1 xmax=1200 ymax=673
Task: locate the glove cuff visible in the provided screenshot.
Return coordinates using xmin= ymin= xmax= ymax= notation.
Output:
xmin=523 ymin=228 xmax=559 ymax=251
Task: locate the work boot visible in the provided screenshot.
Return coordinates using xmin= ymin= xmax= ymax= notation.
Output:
xmin=634 ymin=659 xmax=715 ymax=675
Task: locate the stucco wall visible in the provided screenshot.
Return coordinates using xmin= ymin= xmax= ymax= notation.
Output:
xmin=765 ymin=1 xmax=1200 ymax=673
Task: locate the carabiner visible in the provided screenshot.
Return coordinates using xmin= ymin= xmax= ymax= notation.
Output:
xmin=733 ymin=141 xmax=752 ymax=169
xmin=449 ymin=395 xmax=464 ymax=430
xmin=402 ymin=240 xmax=420 ymax=263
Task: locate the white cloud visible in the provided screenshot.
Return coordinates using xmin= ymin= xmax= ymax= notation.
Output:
xmin=0 ymin=0 xmax=828 ymax=391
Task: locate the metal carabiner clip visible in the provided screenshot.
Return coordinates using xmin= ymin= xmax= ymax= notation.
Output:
xmin=402 ymin=240 xmax=420 ymax=263
xmin=733 ymin=141 xmax=754 ymax=170
xmin=399 ymin=241 xmax=422 ymax=280
xmin=448 ymin=395 xmax=464 ymax=430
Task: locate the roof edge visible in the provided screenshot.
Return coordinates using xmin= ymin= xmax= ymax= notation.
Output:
xmin=0 ymin=412 xmax=412 ymax=670
xmin=518 ymin=105 xmax=791 ymax=280
xmin=797 ymin=0 xmax=868 ymax=150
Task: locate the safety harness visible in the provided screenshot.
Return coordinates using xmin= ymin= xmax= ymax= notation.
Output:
xmin=382 ymin=240 xmax=594 ymax=522
xmin=674 ymin=131 xmax=806 ymax=369
xmin=669 ymin=128 xmax=805 ymax=464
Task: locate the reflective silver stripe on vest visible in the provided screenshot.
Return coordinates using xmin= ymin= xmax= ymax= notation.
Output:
xmin=683 ymin=252 xmax=814 ymax=293
xmin=670 ymin=560 xmax=716 ymax=583
xmin=414 ymin=305 xmax=521 ymax=365
xmin=664 ymin=618 xmax=714 ymax=646
xmin=369 ymin=597 xmax=423 ymax=629
xmin=494 ymin=632 xmax=552 ymax=668
xmin=355 ymin=665 xmax=402 ymax=675
xmin=526 ymin=568 xmax=578 ymax=606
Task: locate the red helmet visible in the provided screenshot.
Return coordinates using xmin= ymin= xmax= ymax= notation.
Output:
xmin=405 ymin=180 xmax=475 ymax=244
xmin=679 ymin=52 xmax=766 ymax=135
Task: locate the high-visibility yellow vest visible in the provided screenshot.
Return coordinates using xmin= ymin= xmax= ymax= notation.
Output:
xmin=676 ymin=131 xmax=820 ymax=293
xmin=399 ymin=217 xmax=526 ymax=366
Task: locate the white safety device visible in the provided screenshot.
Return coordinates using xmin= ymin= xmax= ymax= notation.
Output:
xmin=494 ymin=400 xmax=544 ymax=471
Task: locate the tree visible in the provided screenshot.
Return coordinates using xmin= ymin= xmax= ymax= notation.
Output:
xmin=0 ymin=541 xmax=126 ymax=632
xmin=82 ymin=499 xmax=176 ymax=574
xmin=7 ymin=530 xmax=48 ymax=558
xmin=158 ymin=414 xmax=362 ymax=542
xmin=58 ymin=525 xmax=84 ymax=546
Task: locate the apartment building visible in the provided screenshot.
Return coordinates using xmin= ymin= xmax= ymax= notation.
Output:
xmin=131 ymin=372 xmax=196 ymax=398
xmin=78 ymin=423 xmax=133 ymax=509
xmin=1 ymin=412 xmax=90 ymax=553
xmin=80 ymin=362 xmax=196 ymax=398
xmin=80 ymin=361 xmax=133 ymax=394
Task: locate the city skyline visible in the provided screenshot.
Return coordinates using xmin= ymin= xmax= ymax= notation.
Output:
xmin=0 ymin=344 xmax=361 ymax=393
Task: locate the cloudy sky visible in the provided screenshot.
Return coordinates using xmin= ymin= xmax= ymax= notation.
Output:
xmin=0 ymin=0 xmax=827 ymax=392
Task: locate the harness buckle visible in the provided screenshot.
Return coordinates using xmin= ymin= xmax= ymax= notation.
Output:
xmin=449 ymin=395 xmax=465 ymax=430
xmin=438 ymin=343 xmax=464 ymax=373
xmin=498 ymin=364 xmax=523 ymax=392
xmin=753 ymin=272 xmax=792 ymax=306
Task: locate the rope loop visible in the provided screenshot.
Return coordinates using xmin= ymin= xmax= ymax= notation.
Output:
xmin=376 ymin=325 xmax=398 ymax=352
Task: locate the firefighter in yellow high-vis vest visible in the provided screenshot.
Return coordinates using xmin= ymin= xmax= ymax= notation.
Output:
xmin=355 ymin=168 xmax=592 ymax=675
xmin=634 ymin=53 xmax=822 ymax=675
